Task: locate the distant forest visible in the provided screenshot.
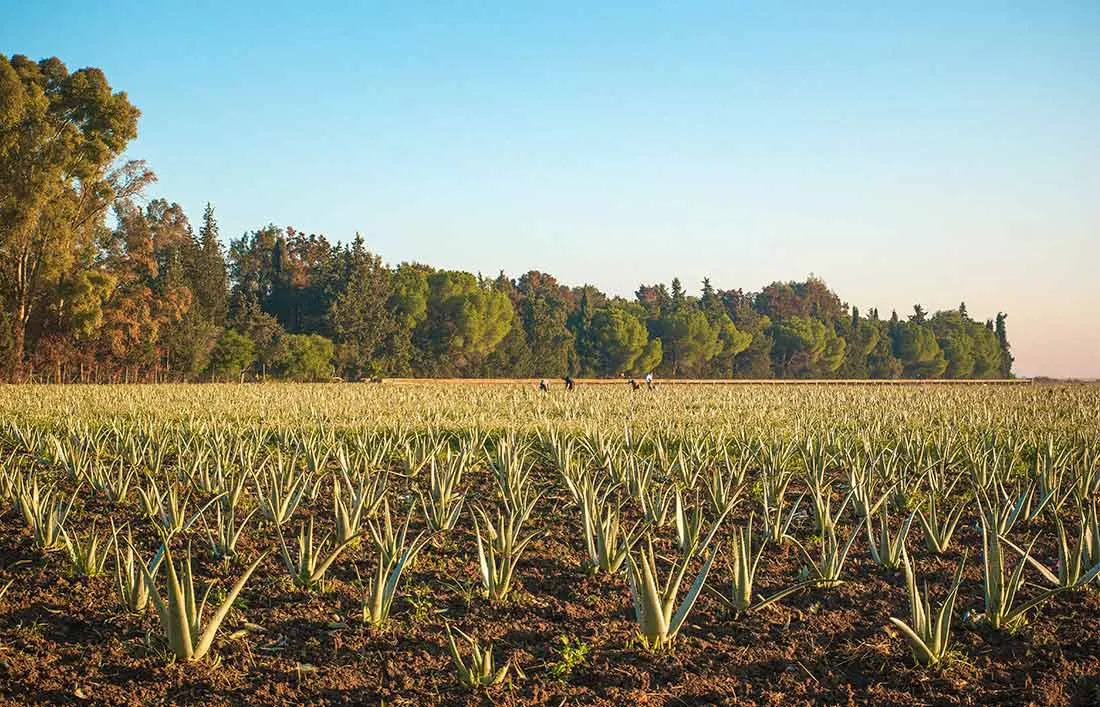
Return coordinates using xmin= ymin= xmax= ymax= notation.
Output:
xmin=0 ymin=54 xmax=1012 ymax=383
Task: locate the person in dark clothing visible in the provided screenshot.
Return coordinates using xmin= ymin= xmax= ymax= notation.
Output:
xmin=539 ymin=379 xmax=549 ymax=393
xmin=630 ymin=379 xmax=641 ymax=391
xmin=563 ymin=376 xmax=575 ymax=391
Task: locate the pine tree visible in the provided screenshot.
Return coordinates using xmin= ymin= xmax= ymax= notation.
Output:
xmin=670 ymin=277 xmax=686 ymax=312
xmin=994 ymin=312 xmax=1013 ymax=377
xmin=327 ymin=235 xmax=392 ymax=379
xmin=567 ymin=286 xmax=595 ymax=375
xmin=192 ymin=204 xmax=229 ymax=326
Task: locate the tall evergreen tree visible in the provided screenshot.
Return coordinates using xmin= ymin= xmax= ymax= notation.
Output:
xmin=995 ymin=312 xmax=1013 ymax=377
xmin=192 ymin=204 xmax=228 ymax=326
xmin=327 ymin=235 xmax=392 ymax=379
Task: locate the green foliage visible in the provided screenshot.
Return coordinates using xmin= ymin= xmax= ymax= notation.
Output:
xmin=208 ymin=330 xmax=255 ymax=380
xmin=327 ymin=235 xmax=393 ymax=379
xmin=589 ymin=307 xmax=654 ymax=376
xmin=653 ymin=309 xmax=723 ymax=377
xmin=547 ymin=635 xmax=591 ymax=681
xmin=892 ymin=321 xmax=948 ymax=378
xmin=0 ymin=54 xmax=1011 ymax=382
xmin=0 ymin=53 xmax=147 ymax=376
xmin=771 ymin=316 xmax=845 ymax=377
xmin=270 ymin=334 xmax=333 ymax=382
xmin=420 ymin=271 xmax=513 ymax=375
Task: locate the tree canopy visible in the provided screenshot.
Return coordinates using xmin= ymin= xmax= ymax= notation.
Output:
xmin=0 ymin=54 xmax=1015 ymax=383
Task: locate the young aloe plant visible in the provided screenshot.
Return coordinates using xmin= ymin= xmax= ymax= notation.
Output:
xmin=845 ymin=454 xmax=893 ymax=524
xmin=673 ymin=490 xmax=704 ymax=557
xmin=675 ymin=490 xmax=733 ymax=559
xmin=474 ymin=504 xmax=539 ymax=603
xmin=634 ymin=475 xmax=673 ymax=528
xmin=488 ymin=433 xmax=537 ymax=515
xmin=715 ymin=514 xmax=813 ymax=614
xmin=1002 ymin=509 xmax=1100 ymax=590
xmin=360 ymin=520 xmax=429 ymax=627
xmin=402 ymin=433 xmax=444 ymax=479
xmin=367 ymin=497 xmax=418 ymax=567
xmin=88 ymin=460 xmax=135 ymax=506
xmin=917 ymin=493 xmax=967 ymax=555
xmin=417 ymin=454 xmax=467 ymax=532
xmin=579 ymin=476 xmax=644 ymax=573
xmin=64 ymin=520 xmax=114 ymax=578
xmin=333 ymin=467 xmax=388 ymax=543
xmin=446 ymin=625 xmax=511 ymax=688
xmin=255 ymin=456 xmax=309 ymax=526
xmin=889 ymin=551 xmax=966 ymax=667
xmin=976 ymin=497 xmax=1072 ymax=630
xmin=867 ymin=505 xmax=917 ymax=571
xmin=790 ymin=518 xmax=865 ymax=587
xmin=548 ymin=432 xmax=584 ymax=506
xmin=140 ymin=542 xmax=267 ymax=662
xmin=760 ymin=471 xmax=802 ymax=544
xmin=278 ymin=515 xmax=359 ymax=590
xmin=702 ymin=460 xmax=745 ymax=517
xmin=113 ymin=522 xmax=163 ymax=613
xmin=1085 ymin=502 xmax=1100 ymax=581
xmin=138 ymin=478 xmax=219 ymax=535
xmin=624 ymin=532 xmax=720 ymax=651
xmin=22 ymin=483 xmax=78 ymax=552
xmin=201 ymin=499 xmax=256 ymax=561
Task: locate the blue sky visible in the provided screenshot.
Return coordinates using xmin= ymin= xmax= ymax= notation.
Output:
xmin=5 ymin=1 xmax=1099 ymax=377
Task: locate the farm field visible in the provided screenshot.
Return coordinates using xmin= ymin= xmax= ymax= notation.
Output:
xmin=0 ymin=383 xmax=1098 ymax=706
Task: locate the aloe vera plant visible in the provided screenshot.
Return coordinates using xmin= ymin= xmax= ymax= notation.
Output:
xmin=21 ymin=482 xmax=78 ymax=552
xmin=703 ymin=457 xmax=745 ymax=517
xmin=1085 ymin=502 xmax=1100 ymax=580
xmin=88 ymin=460 xmax=135 ymax=506
xmin=417 ymin=454 xmax=467 ymax=532
xmin=917 ymin=492 xmax=966 ymax=555
xmin=489 ymin=433 xmax=537 ymax=514
xmin=113 ymin=523 xmax=163 ymax=613
xmin=790 ymin=518 xmax=865 ymax=587
xmin=976 ymin=497 xmax=1068 ymax=630
xmin=760 ymin=470 xmax=802 ymax=544
xmin=474 ymin=504 xmax=539 ymax=602
xmin=888 ymin=551 xmax=966 ymax=667
xmin=446 ymin=625 xmax=511 ymax=688
xmin=201 ymin=499 xmax=256 ymax=561
xmin=673 ymin=490 xmax=703 ymax=556
xmin=578 ymin=476 xmax=643 ymax=573
xmin=140 ymin=543 xmax=267 ymax=662
xmin=367 ymin=497 xmax=418 ymax=568
xmin=138 ymin=478 xmax=218 ymax=534
xmin=278 ymin=516 xmax=359 ymax=590
xmin=64 ymin=520 xmax=114 ymax=577
xmin=624 ymin=532 xmax=720 ymax=651
xmin=867 ymin=505 xmax=917 ymax=571
xmin=255 ymin=456 xmax=310 ymax=526
xmin=1003 ymin=509 xmax=1100 ymax=590
xmin=716 ymin=514 xmax=812 ymax=613
xmin=333 ymin=468 xmax=388 ymax=543
xmin=360 ymin=519 xmax=428 ymax=627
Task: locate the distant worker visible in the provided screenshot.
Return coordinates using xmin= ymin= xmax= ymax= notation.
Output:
xmin=539 ymin=378 xmax=549 ymax=393
xmin=563 ymin=376 xmax=575 ymax=391
xmin=645 ymin=372 xmax=654 ymax=390
xmin=630 ymin=379 xmax=641 ymax=391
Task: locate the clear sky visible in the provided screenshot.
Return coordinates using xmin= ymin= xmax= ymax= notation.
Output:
xmin=5 ymin=1 xmax=1099 ymax=378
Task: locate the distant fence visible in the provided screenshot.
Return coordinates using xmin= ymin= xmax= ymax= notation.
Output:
xmin=385 ymin=378 xmax=1032 ymax=386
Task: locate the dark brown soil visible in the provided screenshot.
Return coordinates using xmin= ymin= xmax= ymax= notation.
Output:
xmin=0 ymin=463 xmax=1097 ymax=707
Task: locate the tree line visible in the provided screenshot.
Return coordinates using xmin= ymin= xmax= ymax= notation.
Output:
xmin=0 ymin=54 xmax=1012 ymax=383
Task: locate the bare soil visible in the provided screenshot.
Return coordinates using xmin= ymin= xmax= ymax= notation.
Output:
xmin=0 ymin=464 xmax=1097 ymax=706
